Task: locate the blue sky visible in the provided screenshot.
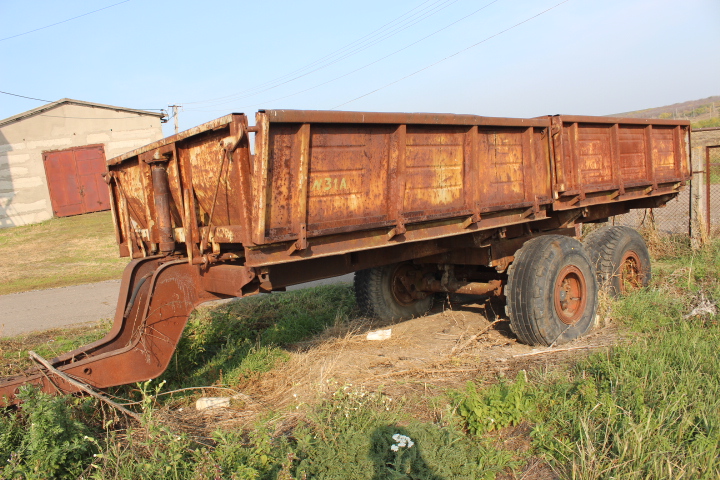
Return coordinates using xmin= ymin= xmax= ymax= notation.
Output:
xmin=1 ymin=0 xmax=718 ymax=135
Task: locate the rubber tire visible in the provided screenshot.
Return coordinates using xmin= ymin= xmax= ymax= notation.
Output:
xmin=354 ymin=263 xmax=434 ymax=321
xmin=583 ymin=226 xmax=651 ymax=298
xmin=506 ymin=235 xmax=598 ymax=346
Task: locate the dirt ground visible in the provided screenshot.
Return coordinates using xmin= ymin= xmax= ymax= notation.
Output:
xmin=164 ymin=296 xmax=617 ymax=449
xmin=246 ymin=296 xmax=616 ymax=409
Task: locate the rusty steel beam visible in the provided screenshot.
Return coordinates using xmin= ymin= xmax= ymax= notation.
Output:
xmin=543 ymin=114 xmax=691 ymax=127
xmin=0 ymin=258 xmax=228 ymax=406
xmin=262 ymin=109 xmax=549 ymax=127
xmin=420 ymin=278 xmax=502 ymax=296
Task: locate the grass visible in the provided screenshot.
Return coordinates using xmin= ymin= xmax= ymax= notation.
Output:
xmin=0 ymin=284 xmax=524 ymax=479
xmin=161 ymin=283 xmax=357 ymax=389
xmin=526 ymin=236 xmax=720 ymax=478
xmin=0 ymin=211 xmax=127 ymax=295
xmin=1 ymin=232 xmax=720 ymax=478
xmin=0 ymin=322 xmax=110 ymax=376
xmin=531 ymin=314 xmax=720 ymax=479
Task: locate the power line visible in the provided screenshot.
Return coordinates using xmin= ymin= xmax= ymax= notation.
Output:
xmin=0 ymin=0 xmax=131 ymax=42
xmin=197 ymin=0 xmax=461 ymax=108
xmin=0 ymin=90 xmax=52 ymax=102
xmin=334 ymin=0 xmax=571 ymax=109
xmin=187 ymin=0 xmax=501 ymax=113
xmin=1 ymin=90 xmax=166 ymax=111
xmin=183 ymin=0 xmax=460 ymax=107
xmin=183 ymin=0 xmax=439 ymax=105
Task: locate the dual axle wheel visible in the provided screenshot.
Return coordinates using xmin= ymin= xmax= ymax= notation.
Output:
xmin=354 ymin=226 xmax=650 ymax=347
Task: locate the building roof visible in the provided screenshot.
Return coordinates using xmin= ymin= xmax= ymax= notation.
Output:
xmin=0 ymin=98 xmax=166 ymax=128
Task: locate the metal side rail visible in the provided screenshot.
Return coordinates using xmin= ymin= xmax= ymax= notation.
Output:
xmin=0 ymin=256 xmax=226 ymax=406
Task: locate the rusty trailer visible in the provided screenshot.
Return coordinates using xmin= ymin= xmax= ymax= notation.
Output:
xmin=0 ymin=110 xmax=691 ymax=404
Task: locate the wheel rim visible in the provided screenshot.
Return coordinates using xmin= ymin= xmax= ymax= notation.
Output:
xmin=554 ymin=265 xmax=587 ymax=325
xmin=619 ymin=250 xmax=643 ymax=293
xmin=390 ymin=264 xmax=417 ymax=306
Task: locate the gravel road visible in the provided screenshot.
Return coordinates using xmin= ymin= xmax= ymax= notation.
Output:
xmin=0 ymin=274 xmax=354 ymax=337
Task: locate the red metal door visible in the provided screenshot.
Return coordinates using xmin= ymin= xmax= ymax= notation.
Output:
xmin=75 ymin=145 xmax=110 ymax=213
xmin=44 ymin=145 xmax=109 ymax=217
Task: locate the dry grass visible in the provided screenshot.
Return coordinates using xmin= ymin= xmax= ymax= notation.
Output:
xmin=0 ymin=211 xmax=127 ymax=295
xmin=188 ymin=303 xmax=620 ymax=432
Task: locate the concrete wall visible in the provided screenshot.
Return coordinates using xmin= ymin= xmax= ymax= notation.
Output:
xmin=0 ymin=103 xmax=163 ymax=228
xmin=688 ymin=129 xmax=720 ymax=241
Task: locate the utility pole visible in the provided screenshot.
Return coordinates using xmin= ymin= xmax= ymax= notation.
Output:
xmin=168 ymin=105 xmax=182 ymax=134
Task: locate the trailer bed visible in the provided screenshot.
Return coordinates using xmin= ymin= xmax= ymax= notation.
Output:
xmin=107 ymin=110 xmax=689 ymax=270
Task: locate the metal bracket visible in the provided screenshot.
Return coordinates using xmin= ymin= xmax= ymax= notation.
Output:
xmin=288 ymin=223 xmax=307 ymax=255
xmin=387 ymin=220 xmax=406 ymax=240
xmin=567 ymin=192 xmax=585 ymax=206
xmin=142 ymin=146 xmax=174 ymax=164
xmin=489 ymin=255 xmax=514 ymax=273
xmin=258 ymin=268 xmax=272 ymax=292
xmin=461 ymin=213 xmax=481 ymax=229
xmin=560 ymin=210 xmax=584 ymax=229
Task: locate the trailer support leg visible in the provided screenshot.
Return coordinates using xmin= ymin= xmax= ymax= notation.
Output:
xmin=0 ymin=258 xmax=224 ymax=406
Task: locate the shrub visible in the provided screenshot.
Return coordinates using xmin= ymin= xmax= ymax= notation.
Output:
xmin=1 ymin=387 xmax=96 ymax=480
xmin=454 ymin=372 xmax=533 ymax=435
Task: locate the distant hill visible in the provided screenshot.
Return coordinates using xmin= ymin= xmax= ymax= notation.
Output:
xmin=611 ymin=96 xmax=720 ymax=129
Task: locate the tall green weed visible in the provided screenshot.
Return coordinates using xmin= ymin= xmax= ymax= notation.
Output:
xmin=0 ymin=387 xmax=97 ymax=480
xmin=453 ymin=372 xmax=532 ymax=435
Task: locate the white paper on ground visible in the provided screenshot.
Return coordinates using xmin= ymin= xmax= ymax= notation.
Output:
xmin=366 ymin=328 xmax=392 ymax=341
xmin=196 ymin=397 xmax=231 ymax=410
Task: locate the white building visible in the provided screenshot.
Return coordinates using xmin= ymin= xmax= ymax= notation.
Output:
xmin=0 ymin=99 xmax=165 ymax=227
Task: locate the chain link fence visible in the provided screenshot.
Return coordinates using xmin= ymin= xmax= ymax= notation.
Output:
xmin=703 ymin=146 xmax=720 ymax=236
xmin=609 ymin=142 xmax=720 ymax=241
xmin=611 ymin=188 xmax=690 ymax=235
